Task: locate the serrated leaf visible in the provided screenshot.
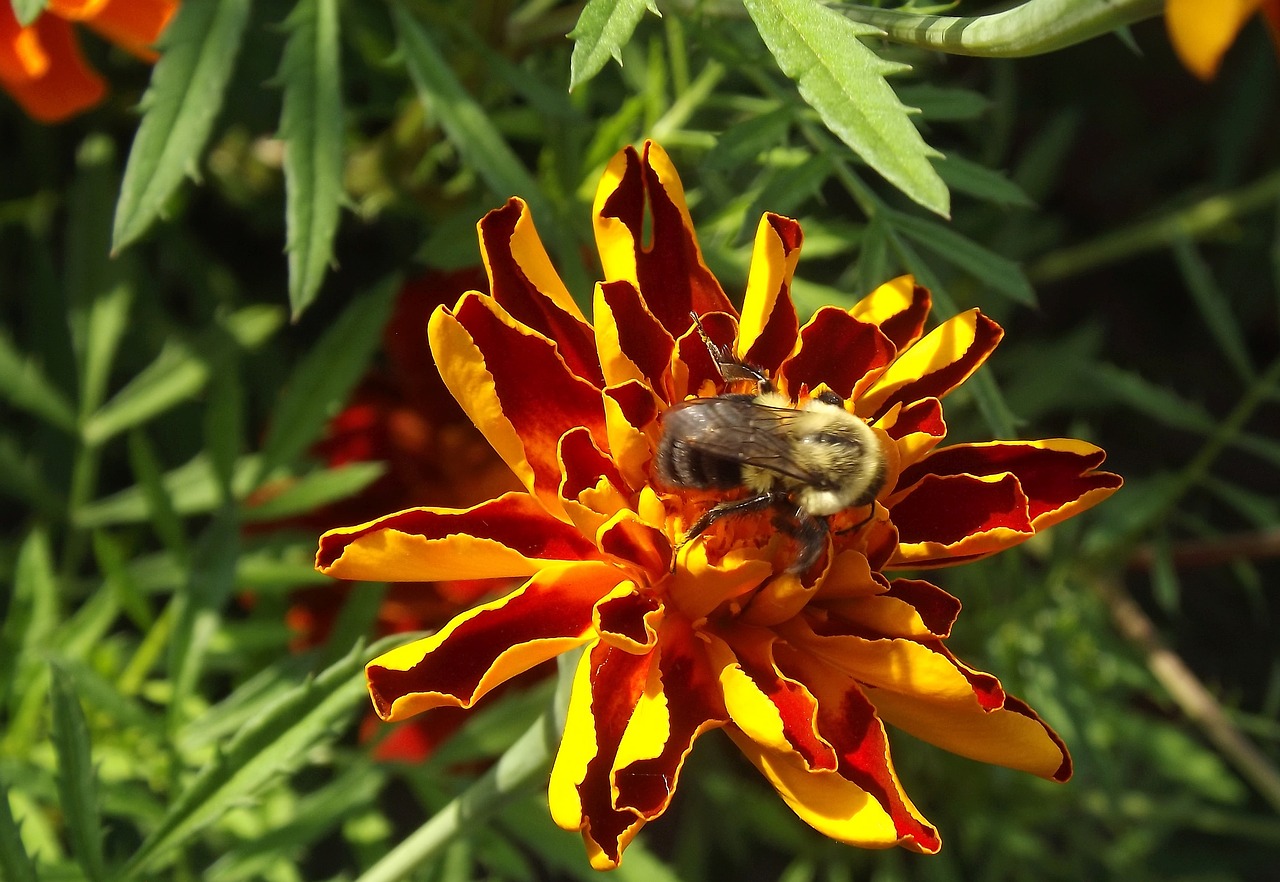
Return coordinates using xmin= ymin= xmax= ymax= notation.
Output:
xmin=113 ymin=0 xmax=252 ymax=251
xmin=936 ymin=154 xmax=1035 ymax=208
xmin=242 ymin=461 xmax=387 ymax=522
xmin=0 ymin=330 xmax=78 ymax=432
xmin=0 ymin=781 xmax=39 ymax=882
xmin=744 ymin=0 xmax=949 ymax=216
xmin=280 ymin=0 xmax=345 ymax=319
xmin=121 ymin=639 xmax=379 ymax=879
xmin=50 ymin=665 xmax=108 ymax=882
xmin=889 ymin=210 xmax=1037 ymax=306
xmin=393 ymin=5 xmax=542 ymax=208
xmin=253 ymin=277 xmax=398 ymax=485
xmin=10 ymin=0 xmax=45 ymax=26
xmin=568 ymin=0 xmax=659 ymax=91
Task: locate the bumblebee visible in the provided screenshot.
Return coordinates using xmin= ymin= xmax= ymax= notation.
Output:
xmin=654 ymin=318 xmax=885 ymax=574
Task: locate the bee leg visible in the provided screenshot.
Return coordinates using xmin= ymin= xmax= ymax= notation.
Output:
xmin=689 ymin=312 xmax=773 ymax=392
xmin=671 ymin=492 xmax=783 ymax=572
xmin=785 ymin=513 xmax=830 ymax=575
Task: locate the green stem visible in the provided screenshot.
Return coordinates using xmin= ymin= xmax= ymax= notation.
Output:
xmin=1029 ymin=170 xmax=1280 ymax=284
xmin=353 ymin=713 xmax=557 ymax=882
xmin=835 ymin=0 xmax=1165 ymax=57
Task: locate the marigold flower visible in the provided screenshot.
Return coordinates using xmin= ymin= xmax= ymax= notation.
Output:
xmin=0 ymin=0 xmax=177 ymax=123
xmin=1166 ymin=0 xmax=1280 ymax=80
xmin=316 ymin=142 xmax=1121 ymax=867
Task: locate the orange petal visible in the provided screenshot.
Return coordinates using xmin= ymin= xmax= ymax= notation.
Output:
xmin=877 ymin=398 xmax=946 ymax=469
xmin=866 ymin=685 xmax=1071 ymax=781
xmin=603 ymin=380 xmax=661 ymax=490
xmin=593 ymin=142 xmax=733 ymax=337
xmin=477 ymin=198 xmax=602 ymax=386
xmin=849 ymin=276 xmax=931 ymax=352
xmin=78 ymin=0 xmax=177 ymax=59
xmin=0 ymin=13 xmax=104 ymax=122
xmin=1166 ymin=0 xmax=1266 ymax=80
xmin=857 ymin=309 xmax=1003 ymax=421
xmin=316 ymin=492 xmax=603 ymax=582
xmin=738 ymin=213 xmax=802 ymax=373
xmin=366 ymin=561 xmax=622 ymax=720
xmin=819 ymin=578 xmax=960 ymax=640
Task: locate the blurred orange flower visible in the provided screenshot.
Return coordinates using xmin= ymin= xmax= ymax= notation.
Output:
xmin=0 ymin=0 xmax=176 ymax=122
xmin=1166 ymin=0 xmax=1280 ymax=80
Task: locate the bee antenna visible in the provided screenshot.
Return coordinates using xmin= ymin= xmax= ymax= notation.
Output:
xmin=689 ymin=311 xmax=772 ymax=391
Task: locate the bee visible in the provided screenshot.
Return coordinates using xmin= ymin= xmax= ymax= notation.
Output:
xmin=654 ymin=316 xmax=886 ymax=575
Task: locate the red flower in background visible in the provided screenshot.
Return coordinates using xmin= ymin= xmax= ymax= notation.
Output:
xmin=1 ymin=0 xmax=177 ymax=123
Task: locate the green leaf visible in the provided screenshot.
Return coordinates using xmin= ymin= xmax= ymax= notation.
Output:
xmin=701 ymin=108 xmax=794 ymax=173
xmin=568 ymin=0 xmax=660 ymax=91
xmin=895 ymin=84 xmax=991 ymax=121
xmin=936 ymin=154 xmax=1035 ymax=208
xmin=83 ymin=306 xmax=283 ymax=447
xmin=121 ymin=639 xmax=377 ymax=879
xmin=76 ymin=454 xmax=262 ymax=527
xmin=242 ymin=461 xmax=387 ymax=522
xmin=253 ymin=277 xmax=398 ymax=484
xmin=743 ymin=0 xmax=949 ymax=216
xmin=1171 ymin=235 xmax=1255 ymax=383
xmin=49 ymin=664 xmax=108 ymax=882
xmin=113 ymin=0 xmax=252 ymax=251
xmin=127 ymin=430 xmax=190 ymax=560
xmin=92 ymin=531 xmax=155 ymax=630
xmin=66 ymin=136 xmax=134 ymax=419
xmin=0 ymin=330 xmax=78 ymax=433
xmin=0 ymin=529 xmax=59 ymax=715
xmin=10 ymin=0 xmax=46 ymax=26
xmin=0 ymin=781 xmax=38 ymax=882
xmin=280 ymin=0 xmax=345 ymax=319
xmin=393 ymin=4 xmax=542 ymax=208
xmin=889 ymin=210 xmax=1037 ymax=307
xmin=0 ymin=432 xmax=60 ymax=517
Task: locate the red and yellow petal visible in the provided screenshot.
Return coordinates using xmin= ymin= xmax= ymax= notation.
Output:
xmin=477 ymin=198 xmax=602 ymax=386
xmin=866 ymin=685 xmax=1071 ymax=781
xmin=857 ymin=309 xmax=1003 ymax=421
xmin=738 ymin=214 xmax=802 ymax=373
xmin=316 ymin=492 xmax=603 ymax=583
xmin=594 ymin=142 xmax=733 ymax=336
xmin=819 ymin=578 xmax=961 ymax=641
xmin=849 ymin=276 xmax=931 ymax=352
xmin=429 ymin=294 xmax=607 ymax=515
xmin=366 ymin=560 xmax=622 ymax=720
xmin=593 ymin=279 xmax=675 ymax=392
xmin=780 ymin=306 xmax=897 ymax=402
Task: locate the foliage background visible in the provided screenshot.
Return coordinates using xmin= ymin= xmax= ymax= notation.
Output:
xmin=2 ymin=0 xmax=1279 ymax=880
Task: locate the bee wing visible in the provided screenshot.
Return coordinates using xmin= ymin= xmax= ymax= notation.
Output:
xmin=664 ymin=397 xmax=819 ymax=484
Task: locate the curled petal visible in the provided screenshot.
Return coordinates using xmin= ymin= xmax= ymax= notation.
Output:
xmin=866 ymin=686 xmax=1071 ymax=781
xmin=598 ymin=509 xmax=673 ymax=575
xmin=849 ymin=276 xmax=931 ymax=352
xmin=317 ymin=492 xmax=604 ymax=582
xmin=899 ymin=439 xmax=1123 ymax=531
xmin=878 ymin=398 xmax=946 ymax=468
xmin=781 ymin=307 xmax=895 ymax=401
xmin=594 ymin=279 xmax=675 ymax=390
xmin=593 ymin=142 xmax=733 ymax=336
xmin=738 ymin=214 xmax=802 ymax=373
xmin=595 ymin=583 xmax=663 ymax=654
xmin=478 ymin=199 xmax=602 ymax=386
xmin=888 ymin=473 xmax=1034 ymax=567
xmin=604 ymin=381 xmax=661 ymax=490
xmin=430 ymin=295 xmax=607 ymax=515
xmin=857 ymin=310 xmax=1003 ymax=420
xmin=776 ymin=644 xmax=940 ymax=852
xmin=819 ymin=579 xmax=960 ymax=640
xmin=366 ymin=561 xmax=622 ymax=720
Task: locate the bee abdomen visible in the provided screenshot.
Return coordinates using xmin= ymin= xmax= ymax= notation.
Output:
xmin=654 ymin=437 xmax=742 ymax=489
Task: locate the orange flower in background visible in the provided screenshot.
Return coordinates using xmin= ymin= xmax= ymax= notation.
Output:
xmin=286 ymin=268 xmax=524 ymax=762
xmin=316 ymin=142 xmax=1122 ymax=868
xmin=1166 ymin=0 xmax=1280 ymax=80
xmin=0 ymin=0 xmax=177 ymax=123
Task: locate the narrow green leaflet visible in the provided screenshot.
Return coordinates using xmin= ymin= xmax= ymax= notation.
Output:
xmin=392 ymin=4 xmax=542 ymax=211
xmin=10 ymin=0 xmax=46 ymax=26
xmin=128 ymin=430 xmax=191 ymax=560
xmin=0 ymin=529 xmax=59 ymax=713
xmin=0 ymin=330 xmax=78 ymax=433
xmin=889 ymin=210 xmax=1037 ymax=307
xmin=280 ymin=0 xmax=344 ymax=319
xmin=50 ymin=665 xmax=108 ymax=882
xmin=121 ymin=639 xmax=376 ymax=879
xmin=75 ymin=454 xmax=262 ymax=527
xmin=568 ymin=0 xmax=660 ymax=91
xmin=242 ymin=461 xmax=387 ymax=522
xmin=252 ymin=276 xmax=398 ymax=485
xmin=113 ymin=0 xmax=252 ymax=251
xmin=1171 ymin=235 xmax=1255 ymax=383
xmin=743 ymin=0 xmax=949 ymax=216
xmin=936 ymin=154 xmax=1035 ymax=208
